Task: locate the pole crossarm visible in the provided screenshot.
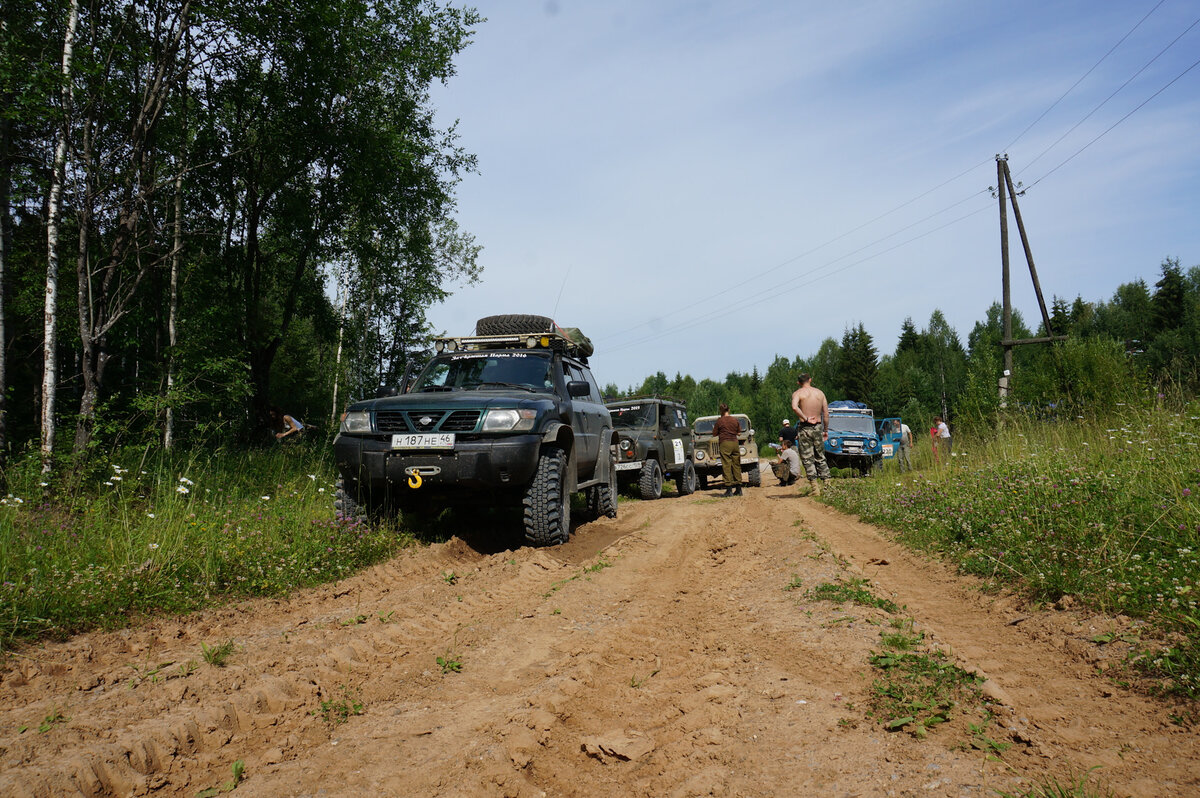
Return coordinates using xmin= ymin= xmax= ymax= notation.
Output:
xmin=1000 ymin=335 xmax=1069 ymax=346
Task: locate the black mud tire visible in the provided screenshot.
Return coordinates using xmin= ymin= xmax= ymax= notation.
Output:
xmin=746 ymin=464 xmax=761 ymax=488
xmin=476 ymin=314 xmax=555 ymax=336
xmin=638 ymin=458 xmax=663 ymax=500
xmin=676 ymin=460 xmax=697 ymax=496
xmin=586 ymin=461 xmax=618 ymax=519
xmin=697 ymin=472 xmax=709 ymax=491
xmin=335 ymin=478 xmax=373 ymax=525
xmin=523 ymin=447 xmax=571 ymax=546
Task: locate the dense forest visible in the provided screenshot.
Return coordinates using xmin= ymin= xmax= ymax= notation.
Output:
xmin=607 ymin=257 xmax=1200 ymax=439
xmin=1 ymin=0 xmax=481 ymax=471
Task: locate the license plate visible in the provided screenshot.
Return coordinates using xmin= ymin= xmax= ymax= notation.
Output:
xmin=392 ymin=433 xmax=454 ymax=450
xmin=615 ymin=461 xmax=642 ymax=471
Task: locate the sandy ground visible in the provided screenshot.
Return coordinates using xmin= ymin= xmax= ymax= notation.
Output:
xmin=1 ymin=467 xmax=1196 ymax=797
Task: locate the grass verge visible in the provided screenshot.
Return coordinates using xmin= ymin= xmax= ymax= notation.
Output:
xmin=0 ymin=445 xmax=413 ymax=648
xmin=821 ymin=399 xmax=1200 ymax=700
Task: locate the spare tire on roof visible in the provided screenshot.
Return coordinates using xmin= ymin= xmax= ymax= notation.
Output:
xmin=475 ymin=314 xmax=555 ymax=336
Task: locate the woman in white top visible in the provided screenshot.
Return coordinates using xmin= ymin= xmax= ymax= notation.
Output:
xmin=934 ymin=416 xmax=951 ymax=459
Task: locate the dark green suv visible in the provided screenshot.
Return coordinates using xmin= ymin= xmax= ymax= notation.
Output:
xmin=606 ymin=398 xmax=696 ymax=499
xmin=333 ymin=315 xmax=617 ymax=546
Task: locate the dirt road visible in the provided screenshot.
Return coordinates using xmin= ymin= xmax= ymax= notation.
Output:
xmin=1 ymin=474 xmax=1195 ymax=797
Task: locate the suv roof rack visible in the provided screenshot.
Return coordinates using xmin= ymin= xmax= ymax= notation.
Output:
xmin=434 ymin=331 xmax=589 ymax=359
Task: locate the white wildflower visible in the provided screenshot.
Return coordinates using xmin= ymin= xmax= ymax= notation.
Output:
xmin=148 ymin=543 xmax=160 ymax=550
xmin=176 ymin=485 xmax=190 ymax=494
xmin=261 ymin=495 xmax=271 ymax=501
xmin=147 ymin=513 xmax=155 ymax=518
xmin=179 ymin=476 xmax=194 ymax=486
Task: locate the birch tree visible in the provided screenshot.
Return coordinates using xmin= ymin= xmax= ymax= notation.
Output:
xmin=41 ymin=0 xmax=79 ymax=471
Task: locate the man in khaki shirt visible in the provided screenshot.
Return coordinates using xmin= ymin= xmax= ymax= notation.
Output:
xmin=790 ymin=373 xmax=832 ymax=494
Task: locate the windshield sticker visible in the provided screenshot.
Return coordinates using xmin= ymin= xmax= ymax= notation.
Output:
xmin=614 ymin=404 xmax=641 ymax=411
xmin=448 ymin=351 xmax=530 ymax=361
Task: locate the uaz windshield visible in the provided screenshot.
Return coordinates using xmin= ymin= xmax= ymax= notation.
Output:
xmin=411 ymin=351 xmax=553 ymax=392
xmin=610 ymin=404 xmax=657 ymax=429
xmin=829 ymin=415 xmax=875 ymax=434
xmin=694 ymin=416 xmax=749 ymax=435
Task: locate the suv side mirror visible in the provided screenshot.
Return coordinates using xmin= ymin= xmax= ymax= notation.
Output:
xmin=375 ymin=384 xmax=398 ymax=398
xmin=567 ymin=380 xmax=591 ymax=398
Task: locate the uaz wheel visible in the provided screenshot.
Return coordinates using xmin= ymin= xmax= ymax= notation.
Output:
xmin=638 ymin=459 xmax=663 ymax=500
xmin=676 ymin=460 xmax=697 ymax=496
xmin=746 ymin=464 xmax=761 ymax=487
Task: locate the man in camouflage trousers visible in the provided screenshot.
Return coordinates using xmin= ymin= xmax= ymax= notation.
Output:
xmin=790 ymin=373 xmax=831 ymax=495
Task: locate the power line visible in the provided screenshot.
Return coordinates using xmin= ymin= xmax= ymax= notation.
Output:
xmin=1001 ymin=0 xmax=1166 ymax=153
xmin=1026 ymin=51 xmax=1200 ymax=190
xmin=1017 ymin=13 xmax=1199 ymax=177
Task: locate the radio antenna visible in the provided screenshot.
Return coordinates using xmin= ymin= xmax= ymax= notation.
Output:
xmin=551 ymin=264 xmax=572 ymax=320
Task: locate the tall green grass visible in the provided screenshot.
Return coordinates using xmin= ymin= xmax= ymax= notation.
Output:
xmin=0 ymin=443 xmax=410 ymax=647
xmin=822 ymin=397 xmax=1200 ymax=700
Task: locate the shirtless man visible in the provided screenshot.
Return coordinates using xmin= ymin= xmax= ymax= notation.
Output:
xmin=790 ymin=373 xmax=832 ymax=494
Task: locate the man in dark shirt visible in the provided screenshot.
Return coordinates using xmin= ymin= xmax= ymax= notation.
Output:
xmin=714 ymin=402 xmax=743 ymax=497
xmin=778 ymin=419 xmax=798 ymax=450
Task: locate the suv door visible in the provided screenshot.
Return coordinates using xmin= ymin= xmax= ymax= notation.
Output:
xmin=565 ymin=361 xmax=604 ymax=476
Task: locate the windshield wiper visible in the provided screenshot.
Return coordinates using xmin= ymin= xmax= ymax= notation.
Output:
xmin=469 ymin=381 xmax=539 ymax=393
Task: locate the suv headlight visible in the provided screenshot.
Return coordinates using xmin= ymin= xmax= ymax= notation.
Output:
xmin=619 ymin=439 xmax=633 ymax=451
xmin=340 ymin=411 xmax=371 ymax=434
xmin=483 ymin=408 xmax=537 ymax=432
xmin=828 ymin=437 xmax=840 ymax=448
xmin=738 ymin=446 xmax=747 ymax=456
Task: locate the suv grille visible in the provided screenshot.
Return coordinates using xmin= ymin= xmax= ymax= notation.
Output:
xmin=375 ymin=410 xmax=410 ymax=433
xmin=440 ymin=410 xmax=481 ymax=432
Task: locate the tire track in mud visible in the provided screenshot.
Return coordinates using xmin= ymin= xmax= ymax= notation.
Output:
xmin=1 ymin=478 xmax=1197 ymax=797
xmin=0 ymin=536 xmax=583 ymax=797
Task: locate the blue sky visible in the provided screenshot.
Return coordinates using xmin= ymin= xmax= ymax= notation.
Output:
xmin=426 ymin=0 xmax=1200 ymax=390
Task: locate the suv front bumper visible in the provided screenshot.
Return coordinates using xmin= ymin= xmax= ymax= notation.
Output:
xmin=334 ymin=433 xmax=543 ymax=491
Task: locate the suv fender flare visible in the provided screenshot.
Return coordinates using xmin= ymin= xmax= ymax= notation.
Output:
xmin=541 ymin=423 xmax=577 ymax=491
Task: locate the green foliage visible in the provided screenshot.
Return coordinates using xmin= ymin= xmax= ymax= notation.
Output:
xmin=868 ymin=647 xmax=984 ymax=737
xmin=200 ymin=640 xmax=236 ymax=668
xmin=806 ymin=578 xmax=899 ymax=614
xmin=821 ymin=399 xmax=1200 ymax=698
xmin=315 ymin=685 xmax=364 ymax=727
xmin=993 ymin=768 xmax=1115 ymax=798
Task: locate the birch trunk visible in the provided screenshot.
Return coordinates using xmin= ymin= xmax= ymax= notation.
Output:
xmin=41 ymin=0 xmax=80 ymax=472
xmin=165 ymin=166 xmax=182 ymax=449
xmin=0 ymin=117 xmax=11 ymax=466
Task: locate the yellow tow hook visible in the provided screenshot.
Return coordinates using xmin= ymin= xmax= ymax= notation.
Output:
xmin=407 ymin=472 xmax=423 ymax=489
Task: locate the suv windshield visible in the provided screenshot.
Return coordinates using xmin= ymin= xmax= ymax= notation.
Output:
xmin=829 ymin=415 xmax=875 ymax=434
xmin=411 ymin=351 xmax=553 ymax=393
xmin=610 ymin=404 xmax=657 ymax=429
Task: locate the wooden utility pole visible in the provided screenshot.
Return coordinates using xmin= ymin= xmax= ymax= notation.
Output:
xmin=994 ymin=155 xmax=1065 ymax=404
